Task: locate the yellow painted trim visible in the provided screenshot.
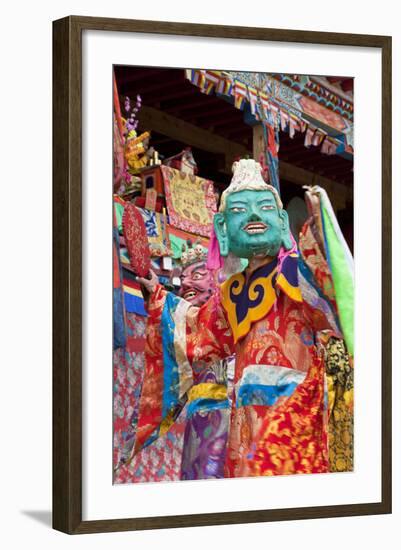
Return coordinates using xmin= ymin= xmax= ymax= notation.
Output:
xmin=123 ymin=285 xmax=143 ymax=298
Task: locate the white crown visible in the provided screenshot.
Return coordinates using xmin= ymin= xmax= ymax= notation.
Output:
xmin=219 ymin=159 xmax=282 ymax=212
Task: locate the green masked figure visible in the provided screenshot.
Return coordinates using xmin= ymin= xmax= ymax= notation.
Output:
xmin=211 ymin=159 xmax=293 ymax=277
xmin=136 ymin=159 xmax=354 ymax=479
xmin=214 ymin=188 xmax=293 ymax=260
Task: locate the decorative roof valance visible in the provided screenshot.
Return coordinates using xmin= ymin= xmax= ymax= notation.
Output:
xmin=185 ymin=69 xmax=353 ymax=155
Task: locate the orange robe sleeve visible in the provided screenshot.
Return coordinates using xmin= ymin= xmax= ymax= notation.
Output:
xmin=133 ymin=284 xmax=234 ymax=453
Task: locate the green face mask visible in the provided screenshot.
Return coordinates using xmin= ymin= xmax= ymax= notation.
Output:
xmin=214 ymin=189 xmax=292 ymax=259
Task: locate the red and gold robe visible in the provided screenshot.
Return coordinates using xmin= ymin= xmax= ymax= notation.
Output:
xmin=135 ymin=240 xmax=346 ymax=477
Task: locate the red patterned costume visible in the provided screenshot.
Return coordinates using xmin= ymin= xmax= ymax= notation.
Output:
xmin=135 ymin=227 xmax=343 ymax=477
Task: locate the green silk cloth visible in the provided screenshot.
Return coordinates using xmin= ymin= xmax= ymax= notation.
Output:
xmin=320 ymin=190 xmax=354 ymax=356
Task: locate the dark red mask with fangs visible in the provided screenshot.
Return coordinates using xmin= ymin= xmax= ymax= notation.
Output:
xmin=179 ymin=261 xmax=215 ymax=307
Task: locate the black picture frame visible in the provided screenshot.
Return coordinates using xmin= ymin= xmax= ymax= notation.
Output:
xmin=53 ymin=15 xmax=392 ymax=534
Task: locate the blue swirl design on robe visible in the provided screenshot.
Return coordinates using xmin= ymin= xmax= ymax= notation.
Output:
xmin=229 ymin=259 xmax=278 ymax=325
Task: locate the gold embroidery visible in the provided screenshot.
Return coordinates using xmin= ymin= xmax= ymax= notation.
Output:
xmin=325 ymin=337 xmax=354 ymax=472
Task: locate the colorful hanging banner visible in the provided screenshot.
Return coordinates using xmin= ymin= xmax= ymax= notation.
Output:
xmin=185 ymin=69 xmax=352 ymax=157
xmin=161 ymin=166 xmax=217 ymax=237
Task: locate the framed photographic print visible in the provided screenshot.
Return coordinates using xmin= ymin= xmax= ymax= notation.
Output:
xmin=52 ymin=16 xmax=392 ymax=534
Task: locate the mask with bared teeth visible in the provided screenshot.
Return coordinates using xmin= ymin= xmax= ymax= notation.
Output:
xmin=178 ymin=241 xmax=213 ymax=306
xmin=213 ymin=159 xmax=293 ymax=260
xmin=179 ymin=260 xmax=214 ymax=307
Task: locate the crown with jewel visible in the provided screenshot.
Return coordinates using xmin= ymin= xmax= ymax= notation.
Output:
xmin=181 ymin=239 xmax=208 ymax=267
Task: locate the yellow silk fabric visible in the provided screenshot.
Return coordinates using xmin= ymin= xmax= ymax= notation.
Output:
xmin=187 ymin=383 xmax=227 ymax=403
